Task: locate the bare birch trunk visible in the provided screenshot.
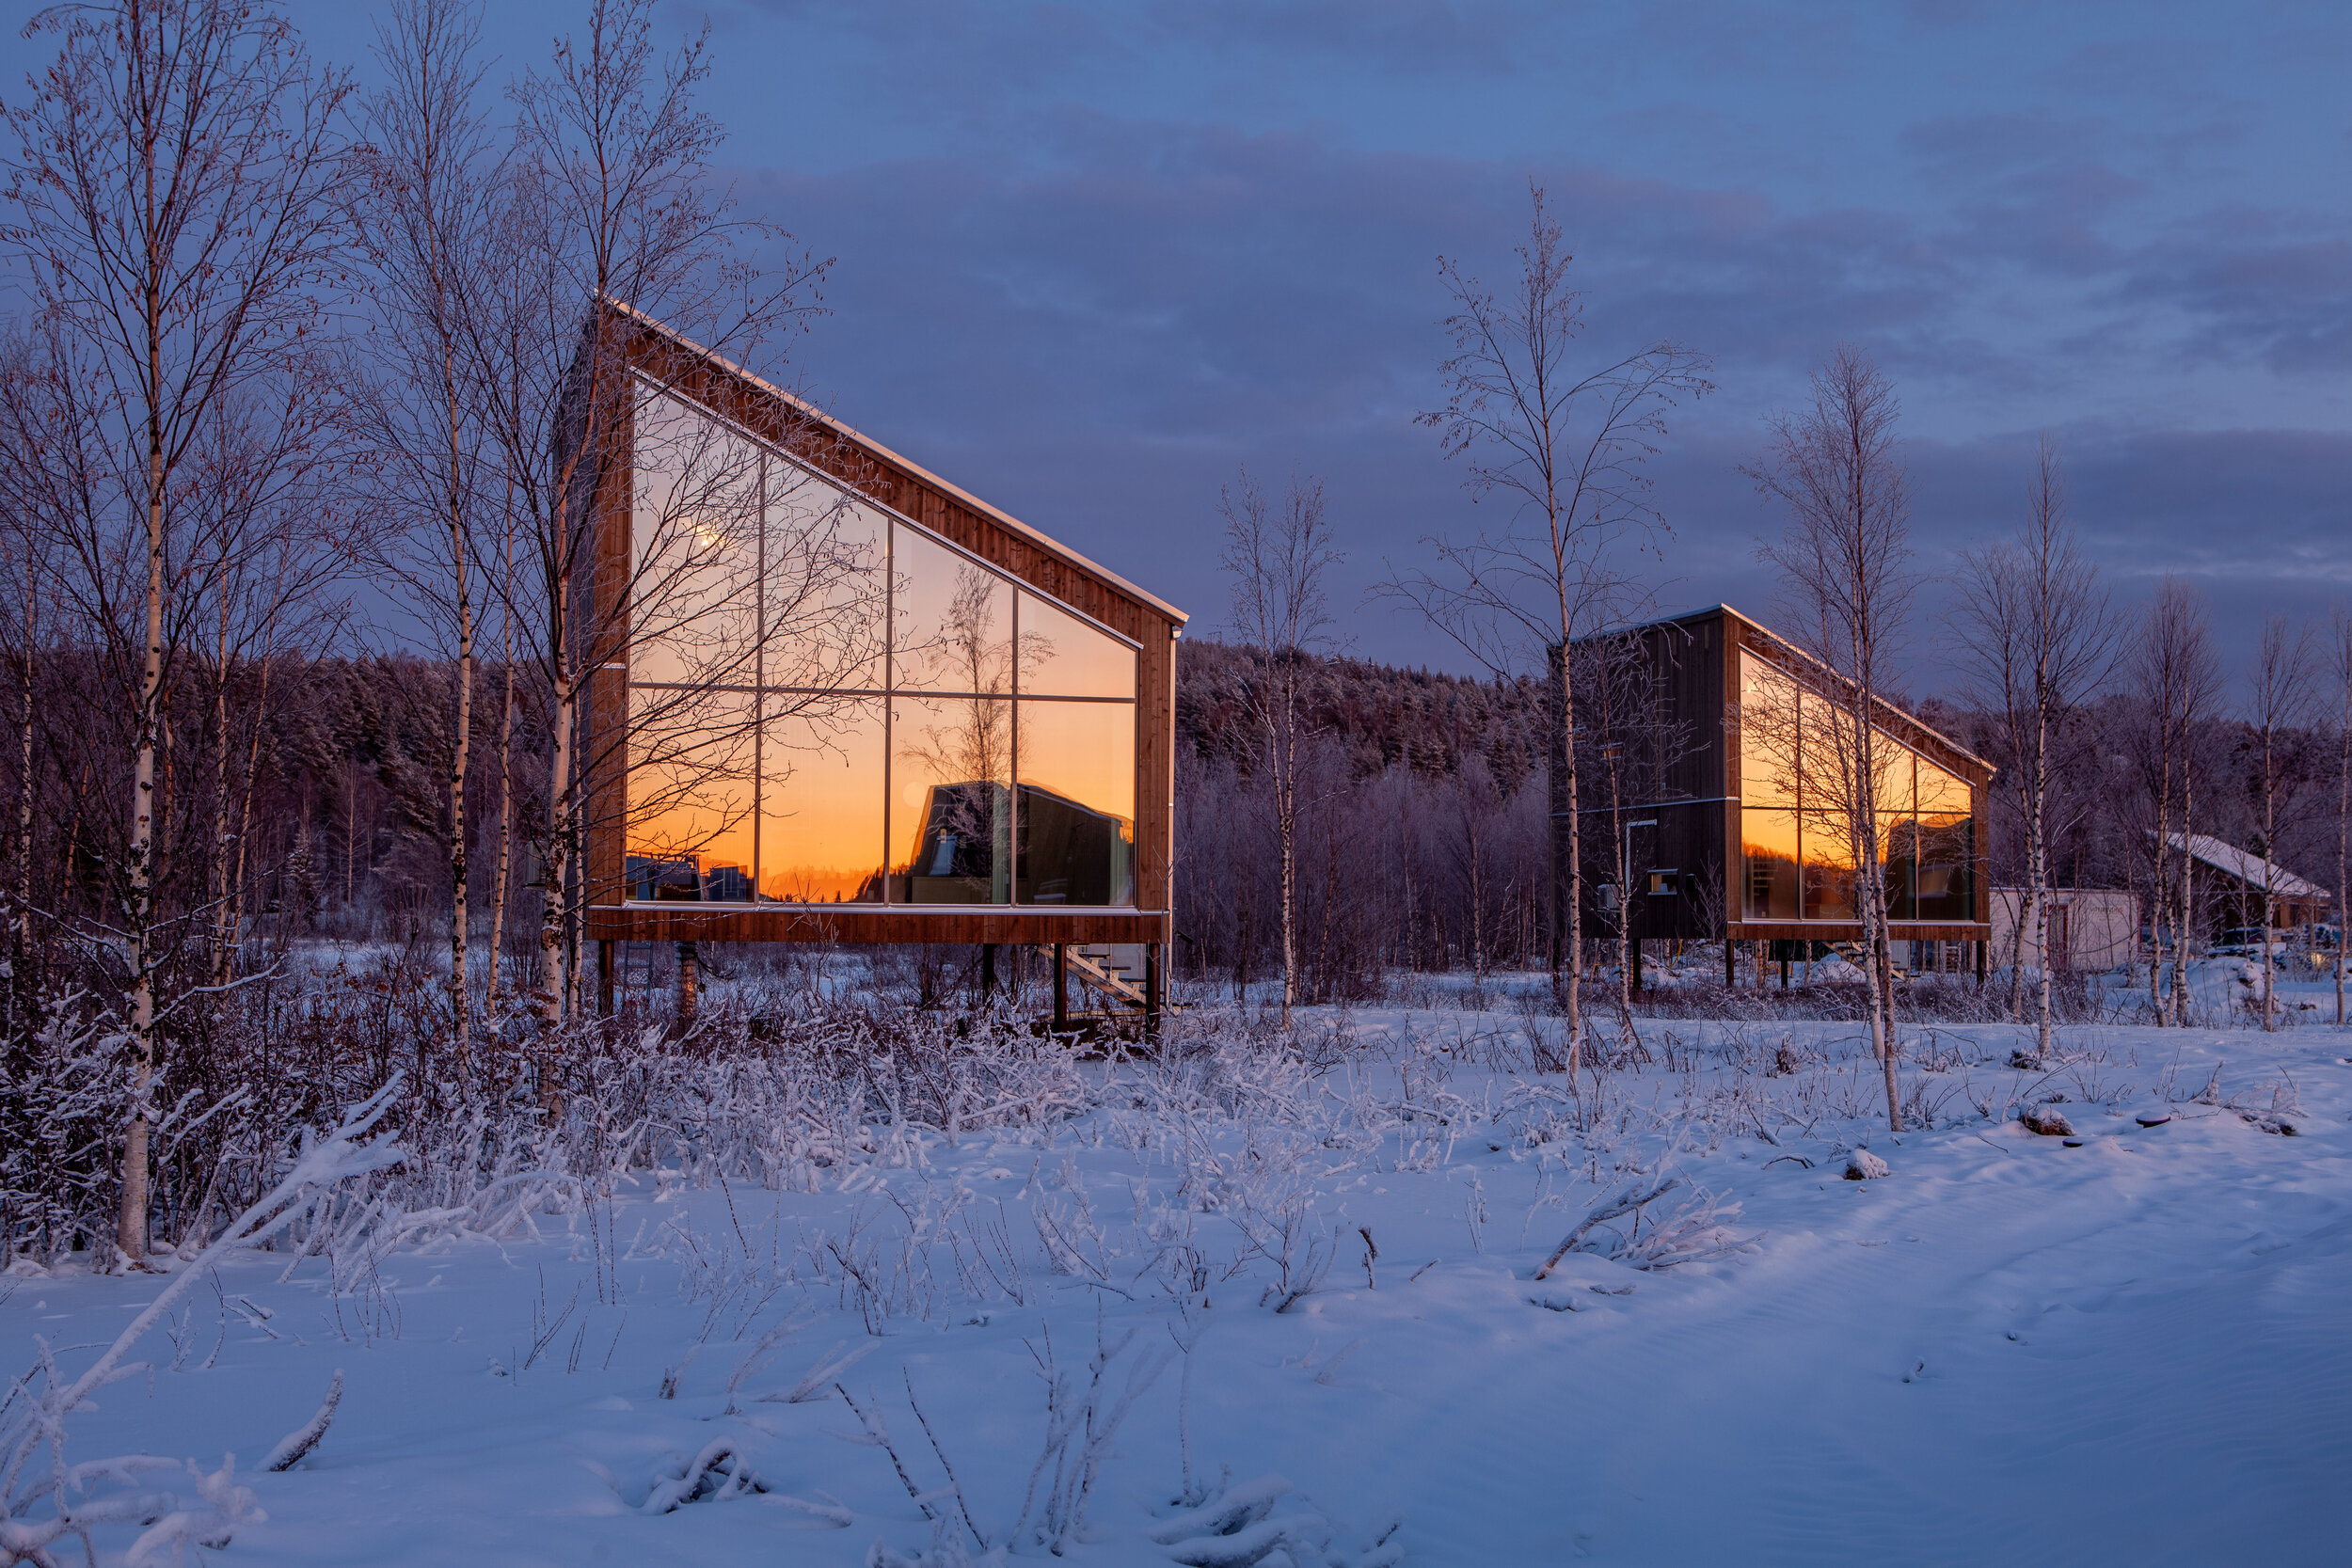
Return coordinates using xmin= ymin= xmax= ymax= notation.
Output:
xmin=2337 ymin=617 xmax=2349 ymax=1026
xmin=120 ymin=361 xmax=166 ymax=1266
xmin=2150 ymin=753 xmax=2169 ymax=1021
xmin=447 ymin=363 xmax=474 ymax=1061
xmin=1277 ymin=658 xmax=1298 ymax=1023
xmin=2030 ymin=693 xmax=2054 ymax=1061
xmin=2174 ymin=768 xmax=2196 ymax=1027
xmin=1849 ymin=691 xmax=1899 ymax=1129
xmin=16 ymin=584 xmax=35 ymax=956
xmin=1555 ymin=635 xmax=1583 ymax=1074
xmin=537 ymin=667 xmax=574 ymax=1025
xmin=491 ymin=605 xmax=516 ymax=1006
xmin=2261 ymin=726 xmax=2277 ymax=1033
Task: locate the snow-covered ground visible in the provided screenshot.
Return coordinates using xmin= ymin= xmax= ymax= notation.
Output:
xmin=7 ymin=1003 xmax=2347 ymax=1566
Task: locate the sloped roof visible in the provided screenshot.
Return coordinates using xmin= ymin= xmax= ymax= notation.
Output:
xmin=601 ymin=296 xmax=1187 ymax=626
xmin=1595 ymin=601 xmax=1994 ymax=777
xmin=2169 ymin=832 xmax=2329 ymax=901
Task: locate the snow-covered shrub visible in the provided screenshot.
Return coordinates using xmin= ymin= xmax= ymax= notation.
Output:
xmin=0 ymin=994 xmax=138 ymax=1264
xmin=1148 ymin=1473 xmax=1404 ymax=1568
xmin=0 ymin=1085 xmax=397 ymax=1564
xmin=839 ymin=1313 xmax=1168 ymax=1562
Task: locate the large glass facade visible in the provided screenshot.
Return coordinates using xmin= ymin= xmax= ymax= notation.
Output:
xmin=1735 ymin=651 xmax=1975 ymax=925
xmin=624 ymin=381 xmax=1140 ymax=907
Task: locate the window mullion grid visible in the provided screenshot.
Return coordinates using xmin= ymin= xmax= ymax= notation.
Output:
xmin=753 ymin=452 xmax=767 ymax=904
xmin=1010 ymin=589 xmax=1020 ymax=906
xmin=882 ymin=518 xmax=896 ymax=903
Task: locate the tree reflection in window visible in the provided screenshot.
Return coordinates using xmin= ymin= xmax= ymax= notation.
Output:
xmin=1017 ymin=700 xmax=1134 ymax=905
xmin=1734 ymin=649 xmax=1969 ymax=925
xmin=892 ymin=695 xmax=1009 ymax=903
xmin=623 ymin=379 xmax=1142 ymax=908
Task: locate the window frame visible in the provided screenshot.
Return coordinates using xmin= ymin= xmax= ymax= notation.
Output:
xmin=1735 ymin=648 xmax=1977 ymax=927
xmin=620 ymin=375 xmax=1144 ymax=911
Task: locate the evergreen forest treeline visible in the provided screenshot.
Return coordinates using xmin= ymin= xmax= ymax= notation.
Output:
xmin=4 ymin=638 xmax=2331 ymax=1002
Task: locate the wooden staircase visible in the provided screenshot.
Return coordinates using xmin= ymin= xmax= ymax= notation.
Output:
xmin=1057 ymin=942 xmax=1151 ymax=1010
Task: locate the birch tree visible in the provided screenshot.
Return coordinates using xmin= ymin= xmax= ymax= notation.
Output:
xmin=2332 ymin=608 xmax=2351 ymax=1025
xmin=469 ymin=0 xmax=826 ymax=1022
xmin=2244 ymin=615 xmax=2313 ymax=1032
xmin=1219 ymin=470 xmax=1339 ymax=1025
xmin=2128 ymin=578 xmax=2220 ymax=1026
xmin=1748 ymin=345 xmax=1914 ymax=1132
xmin=1950 ymin=437 xmax=2117 ymax=1066
xmin=355 ymin=0 xmax=500 ymax=1059
xmin=1397 ymin=182 xmax=1711 ymax=1070
xmin=2 ymin=0 xmax=353 ymax=1265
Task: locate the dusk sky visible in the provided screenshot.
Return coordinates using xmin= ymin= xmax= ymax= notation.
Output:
xmin=25 ymin=1 xmax=2352 ymax=691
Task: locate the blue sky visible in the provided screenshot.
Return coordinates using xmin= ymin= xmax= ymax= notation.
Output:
xmin=22 ymin=1 xmax=2352 ymax=689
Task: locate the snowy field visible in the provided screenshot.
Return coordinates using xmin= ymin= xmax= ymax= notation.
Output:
xmin=5 ymin=997 xmax=2347 ymax=1567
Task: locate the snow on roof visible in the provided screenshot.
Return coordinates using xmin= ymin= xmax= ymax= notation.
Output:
xmin=2168 ymin=833 xmax=2329 ymax=901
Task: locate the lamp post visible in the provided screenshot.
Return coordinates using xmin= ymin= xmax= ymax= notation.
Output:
xmin=1623 ymin=818 xmax=1656 ymax=992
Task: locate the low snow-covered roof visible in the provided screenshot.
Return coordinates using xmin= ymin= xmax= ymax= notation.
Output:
xmin=2168 ymin=833 xmax=2329 ymax=901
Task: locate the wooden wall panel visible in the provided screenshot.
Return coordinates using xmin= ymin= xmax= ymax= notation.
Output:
xmin=1136 ymin=626 xmax=1176 ymax=916
xmin=585 ymin=907 xmax=1170 ymax=945
xmin=581 ymin=393 xmax=636 ymax=909
xmin=1727 ymin=922 xmax=1989 ymax=942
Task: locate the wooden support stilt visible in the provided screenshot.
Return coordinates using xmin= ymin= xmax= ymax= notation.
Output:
xmin=979 ymin=942 xmax=997 ymax=998
xmin=1144 ymin=942 xmax=1162 ymax=1037
xmin=675 ymin=941 xmax=699 ymax=1025
xmin=596 ymin=938 xmax=614 ymax=1017
xmin=1052 ymin=942 xmax=1068 ymax=1033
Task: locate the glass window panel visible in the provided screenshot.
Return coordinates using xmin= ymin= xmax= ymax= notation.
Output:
xmin=760 ymin=695 xmax=885 ymax=903
xmin=765 ymin=462 xmax=888 ymax=690
xmin=1017 ymin=700 xmax=1136 ymax=906
xmin=1738 ymin=653 xmax=1802 ymax=810
xmin=626 ymin=688 xmax=757 ymax=903
xmin=631 ymin=391 xmax=763 ymax=688
xmin=893 ymin=523 xmax=1012 ymax=695
xmin=1915 ymin=758 xmax=1975 ymax=920
xmin=1795 ymin=689 xmax=1854 ymax=902
xmin=1018 ymin=592 xmax=1136 ymax=699
xmin=1865 ymin=751 xmax=1914 ymax=921
xmin=1740 ymin=806 xmax=1800 ymax=920
xmin=890 ymin=694 xmax=1010 ymax=904
xmin=1917 ymin=757 xmax=1971 ymax=819
xmin=1883 ymin=758 xmax=1920 ymax=922
xmin=1803 ymin=810 xmax=1858 ymax=921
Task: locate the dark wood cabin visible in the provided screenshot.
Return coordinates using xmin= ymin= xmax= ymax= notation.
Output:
xmin=574 ymin=300 xmax=1186 ymax=1007
xmin=1572 ymin=605 xmax=1992 ymax=978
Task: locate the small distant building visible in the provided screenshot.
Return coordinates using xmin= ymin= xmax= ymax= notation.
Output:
xmin=1990 ymin=888 xmax=2140 ymax=973
xmin=2168 ymin=833 xmax=2330 ymax=934
xmin=1572 ymin=604 xmax=1994 ymax=979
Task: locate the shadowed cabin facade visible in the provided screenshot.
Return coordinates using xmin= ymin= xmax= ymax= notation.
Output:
xmin=1576 ymin=605 xmax=1993 ymax=983
xmin=574 ymin=302 xmax=1186 ymax=1012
